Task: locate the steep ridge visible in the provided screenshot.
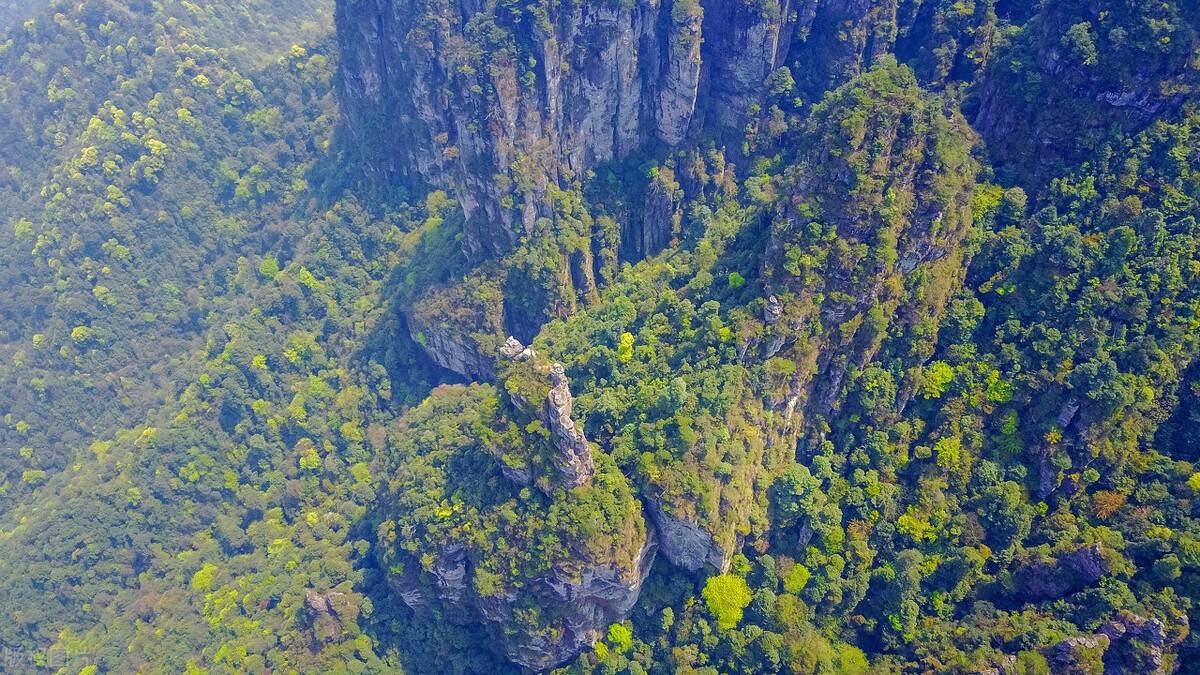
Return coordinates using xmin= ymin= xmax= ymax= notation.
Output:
xmin=0 ymin=0 xmax=1198 ymax=672
xmin=361 ymin=56 xmax=979 ymax=668
xmin=376 ymin=350 xmax=651 ymax=670
xmin=334 ymin=0 xmax=1200 ymax=670
xmin=336 ymin=0 xmax=988 ymax=382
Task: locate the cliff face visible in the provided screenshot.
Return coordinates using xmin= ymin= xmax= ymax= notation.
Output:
xmin=340 ymin=0 xmax=938 ymax=387
xmin=335 ymin=0 xmax=878 ymax=261
xmin=338 ymin=0 xmax=701 ymax=259
xmin=645 ymin=494 xmax=732 ymax=572
xmin=1015 ymin=544 xmax=1112 ymax=601
xmin=339 ymin=0 xmax=989 ymax=385
xmin=475 ymin=534 xmax=656 ymax=669
xmin=975 ymin=1 xmax=1200 ymax=183
xmin=404 ymin=269 xmax=507 ymax=380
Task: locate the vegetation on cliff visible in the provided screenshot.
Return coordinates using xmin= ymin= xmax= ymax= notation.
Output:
xmin=0 ymin=0 xmax=1199 ymax=673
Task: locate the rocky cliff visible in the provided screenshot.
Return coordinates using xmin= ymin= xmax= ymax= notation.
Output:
xmin=760 ymin=57 xmax=978 ymax=439
xmin=492 ymin=339 xmax=597 ymax=493
xmin=975 ymin=1 xmax=1200 ymax=183
xmin=1047 ymin=611 xmax=1189 ymax=675
xmin=335 ymin=0 xmax=951 ymax=262
xmin=336 ymin=0 xmax=716 ymax=259
xmin=378 ymin=382 xmax=651 ymax=670
xmin=337 ymin=1 xmax=1200 ymax=670
xmin=404 ymin=269 xmax=507 ymax=380
xmin=338 ymin=0 xmax=1012 ymax=399
xmin=544 ymin=362 xmax=596 ymax=488
xmin=1015 ymin=543 xmax=1112 ymax=601
xmin=339 ymin=0 xmax=1006 ymax=390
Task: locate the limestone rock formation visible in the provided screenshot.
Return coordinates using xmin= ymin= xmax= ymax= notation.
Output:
xmin=477 ymin=534 xmax=656 ymax=670
xmin=499 ymin=335 xmax=535 ymax=361
xmin=645 ymin=495 xmax=731 ymax=572
xmin=404 ymin=271 xmax=507 ymax=380
xmin=405 ymin=315 xmax=497 ymax=380
xmin=335 ymin=0 xmax=924 ymax=262
xmin=624 ymin=166 xmax=682 ymax=260
xmin=763 ymin=294 xmax=783 ymax=324
xmin=333 ymin=5 xmax=1073 ymax=670
xmin=1046 ymin=612 xmax=1188 ymax=675
xmin=1046 ymin=633 xmax=1110 ymax=673
xmin=545 ymin=362 xmax=595 ymax=489
xmin=337 ymin=0 xmax=711 ymax=259
xmin=496 ymin=338 xmax=596 ymax=491
xmin=1015 ymin=543 xmax=1111 ymax=600
xmin=345 ymin=0 xmax=995 ymax=383
xmin=379 ymin=383 xmax=650 ymax=671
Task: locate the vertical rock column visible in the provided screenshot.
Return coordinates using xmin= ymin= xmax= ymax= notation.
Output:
xmin=657 ymin=0 xmax=704 ymax=144
xmin=545 ymin=363 xmax=595 ymax=488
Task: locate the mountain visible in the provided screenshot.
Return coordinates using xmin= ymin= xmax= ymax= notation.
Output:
xmin=1 ymin=0 xmax=1199 ymax=672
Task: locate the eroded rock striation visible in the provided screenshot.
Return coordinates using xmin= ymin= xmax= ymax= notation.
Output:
xmin=335 ymin=0 xmax=927 ymax=262
xmin=337 ymin=0 xmax=707 ymax=258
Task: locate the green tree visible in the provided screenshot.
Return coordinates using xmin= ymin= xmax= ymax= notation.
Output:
xmin=702 ymin=573 xmax=752 ymax=629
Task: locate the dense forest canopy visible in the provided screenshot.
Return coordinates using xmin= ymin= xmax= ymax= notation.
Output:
xmin=0 ymin=0 xmax=1199 ymax=673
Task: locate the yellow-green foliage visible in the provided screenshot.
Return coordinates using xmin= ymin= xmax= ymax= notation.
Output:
xmin=701 ymin=574 xmax=752 ymax=629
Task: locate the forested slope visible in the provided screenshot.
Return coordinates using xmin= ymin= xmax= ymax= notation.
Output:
xmin=0 ymin=0 xmax=417 ymax=671
xmin=0 ymin=0 xmax=1198 ymax=673
xmin=0 ymin=0 xmax=335 ymax=508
